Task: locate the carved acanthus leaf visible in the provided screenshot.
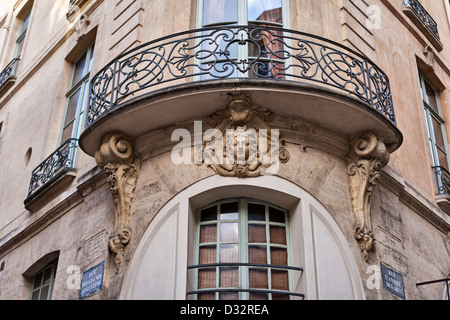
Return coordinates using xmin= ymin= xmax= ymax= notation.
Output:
xmin=346 ymin=132 xmax=390 ymax=261
xmin=95 ymin=132 xmax=140 ymax=273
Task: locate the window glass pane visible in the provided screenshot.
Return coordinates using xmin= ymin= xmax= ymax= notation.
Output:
xmin=201 ymin=205 xmax=217 ymax=222
xmin=249 ymin=268 xmax=268 ymax=288
xmin=248 ymin=224 xmax=266 ymax=243
xmin=248 ymin=203 xmax=265 ymax=221
xmin=198 ymin=293 xmax=216 ymax=300
xmin=43 ymin=267 xmax=53 ymax=285
xmin=72 ymin=51 xmax=87 ymax=87
xmin=220 ymin=244 xmax=238 ymax=263
xmin=248 ymin=0 xmax=282 ymax=23
xmin=269 ymin=206 xmax=285 ymax=223
xmin=250 ymin=292 xmax=268 ymax=300
xmin=65 ymin=88 xmax=81 ymax=127
xmin=200 ymin=224 xmax=217 ymax=243
xmin=198 ymin=268 xmax=216 ymax=289
xmin=61 ymin=122 xmax=74 ymax=144
xmin=199 ymin=245 xmax=217 ymax=264
xmin=437 ymin=148 xmax=449 ymax=171
xmin=432 ymin=117 xmax=445 ymax=149
xmin=31 ymin=290 xmax=40 ymax=300
xmin=220 ymin=292 xmax=239 ymax=300
xmin=270 ymin=225 xmax=286 ymax=245
xmin=220 ymin=222 xmax=239 ymax=242
xmin=220 ymin=202 xmax=239 ymax=220
xmin=20 ymin=12 xmax=31 ymax=35
xmin=219 ymin=267 xmax=239 ymax=288
xmin=272 ymin=270 xmax=289 ymax=290
xmin=14 ymin=39 xmax=24 ymax=58
xmin=39 ymin=285 xmax=50 ymax=300
xmin=203 ymin=0 xmax=238 ymax=25
xmin=33 ymin=272 xmax=43 ymax=288
xmin=248 ymin=245 xmax=267 ymax=264
xmin=424 ymin=80 xmax=439 ymax=114
xmin=88 ymin=44 xmax=95 ymax=73
xmin=270 ymin=247 xmax=287 ymax=265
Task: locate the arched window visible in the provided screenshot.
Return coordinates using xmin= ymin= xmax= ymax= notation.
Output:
xmin=189 ymin=198 xmax=303 ymax=300
xmin=121 ymin=176 xmax=365 ymax=300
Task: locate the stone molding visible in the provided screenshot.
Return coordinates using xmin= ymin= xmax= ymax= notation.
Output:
xmin=95 ymin=132 xmax=140 ymax=273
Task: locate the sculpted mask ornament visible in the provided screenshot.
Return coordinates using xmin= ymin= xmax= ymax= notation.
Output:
xmin=202 ymin=94 xmax=290 ymax=177
xmin=346 ymin=132 xmax=390 ymax=261
xmin=95 ymin=132 xmax=140 ymax=273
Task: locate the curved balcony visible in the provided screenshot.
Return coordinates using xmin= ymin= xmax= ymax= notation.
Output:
xmin=80 ymin=25 xmax=402 ymax=157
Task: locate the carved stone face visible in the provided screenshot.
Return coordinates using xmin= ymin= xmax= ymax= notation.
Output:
xmin=229 ymin=99 xmax=253 ymax=126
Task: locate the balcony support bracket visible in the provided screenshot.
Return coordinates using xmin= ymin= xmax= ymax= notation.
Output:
xmin=95 ymin=132 xmax=140 ymax=273
xmin=346 ymin=132 xmax=390 ymax=261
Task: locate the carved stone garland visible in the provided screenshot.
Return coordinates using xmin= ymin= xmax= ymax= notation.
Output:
xmin=201 ymin=94 xmax=290 ymax=177
xmin=95 ymin=132 xmax=140 ymax=273
xmin=346 ymin=133 xmax=390 ymax=261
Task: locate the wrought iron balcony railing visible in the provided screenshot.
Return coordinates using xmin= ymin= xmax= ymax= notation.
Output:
xmin=186 ymin=262 xmax=304 ymax=300
xmin=432 ymin=166 xmax=450 ymax=195
xmin=86 ymin=25 xmax=397 ymax=129
xmin=27 ymin=139 xmax=78 ymax=198
xmin=0 ymin=58 xmax=20 ymax=91
xmin=403 ymin=0 xmax=440 ymax=41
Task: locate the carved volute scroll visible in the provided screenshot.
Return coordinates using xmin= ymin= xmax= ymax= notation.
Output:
xmin=201 ymin=93 xmax=290 ymax=177
xmin=346 ymin=133 xmax=390 ymax=261
xmin=95 ymin=132 xmax=140 ymax=273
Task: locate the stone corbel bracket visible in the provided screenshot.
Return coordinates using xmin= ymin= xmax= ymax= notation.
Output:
xmin=346 ymin=132 xmax=390 ymax=261
xmin=95 ymin=132 xmax=140 ymax=273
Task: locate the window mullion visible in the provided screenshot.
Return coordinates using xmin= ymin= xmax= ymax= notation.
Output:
xmin=240 ymin=198 xmax=248 ymax=300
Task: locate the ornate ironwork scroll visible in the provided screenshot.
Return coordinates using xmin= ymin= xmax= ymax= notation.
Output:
xmin=95 ymin=132 xmax=140 ymax=273
xmin=433 ymin=166 xmax=450 ymax=195
xmin=27 ymin=138 xmax=78 ymax=197
xmin=346 ymin=133 xmax=390 ymax=261
xmin=86 ymin=25 xmax=397 ymax=128
xmin=0 ymin=58 xmax=20 ymax=91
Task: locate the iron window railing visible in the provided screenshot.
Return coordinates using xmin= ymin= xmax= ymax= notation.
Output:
xmin=403 ymin=0 xmax=440 ymax=40
xmin=86 ymin=25 xmax=397 ymax=129
xmin=432 ymin=166 xmax=450 ymax=195
xmin=0 ymin=58 xmax=20 ymax=91
xmin=27 ymin=138 xmax=78 ymax=198
xmin=186 ymin=262 xmax=305 ymax=300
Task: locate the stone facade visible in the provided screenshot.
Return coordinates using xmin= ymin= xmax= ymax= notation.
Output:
xmin=0 ymin=0 xmax=449 ymax=300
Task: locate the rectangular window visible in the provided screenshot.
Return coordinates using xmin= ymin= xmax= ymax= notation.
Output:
xmin=14 ymin=10 xmax=31 ymax=59
xmin=29 ymin=261 xmax=57 ymax=300
xmin=61 ymin=42 xmax=95 ymax=144
xmin=191 ymin=198 xmax=301 ymax=300
xmin=197 ymin=0 xmax=288 ymax=79
xmin=420 ymin=73 xmax=448 ymax=170
xmin=419 ymin=73 xmax=450 ymax=194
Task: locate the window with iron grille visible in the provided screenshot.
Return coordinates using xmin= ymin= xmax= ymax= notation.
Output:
xmin=196 ymin=0 xmax=288 ymax=79
xmin=190 ymin=198 xmax=302 ymax=300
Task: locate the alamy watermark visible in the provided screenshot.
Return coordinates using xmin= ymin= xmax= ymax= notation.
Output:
xmin=170 ymin=121 xmax=283 ymax=176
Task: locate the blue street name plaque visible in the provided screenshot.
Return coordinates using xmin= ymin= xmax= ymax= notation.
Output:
xmin=380 ymin=262 xmax=405 ymax=299
xmin=79 ymin=261 xmax=105 ymax=299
